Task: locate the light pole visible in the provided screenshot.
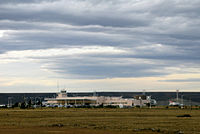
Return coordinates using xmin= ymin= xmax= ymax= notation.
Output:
xmin=139 ymin=97 xmax=142 ymax=108
xmin=8 ymin=97 xmax=13 ymax=108
xmin=149 ymin=96 xmax=152 ymax=109
xmin=176 ymin=89 xmax=179 ymax=102
xmin=181 ymin=95 xmax=184 ymax=106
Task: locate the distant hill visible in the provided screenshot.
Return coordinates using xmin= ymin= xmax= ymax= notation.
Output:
xmin=0 ymin=92 xmax=199 ymax=105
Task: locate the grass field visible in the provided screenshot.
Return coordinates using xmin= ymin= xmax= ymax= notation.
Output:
xmin=0 ymin=108 xmax=199 ymax=134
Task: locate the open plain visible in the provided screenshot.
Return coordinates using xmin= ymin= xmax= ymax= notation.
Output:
xmin=0 ymin=108 xmax=199 ymax=134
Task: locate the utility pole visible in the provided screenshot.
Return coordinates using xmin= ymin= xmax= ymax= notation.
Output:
xmin=176 ymin=89 xmax=179 ymax=102
xmin=149 ymin=96 xmax=152 ymax=109
xmin=39 ymin=97 xmax=42 ymax=107
xmin=8 ymin=97 xmax=13 ymax=108
xmin=181 ymin=95 xmax=184 ymax=106
xmin=139 ymin=97 xmax=142 ymax=108
xmin=34 ymin=97 xmax=37 ymax=108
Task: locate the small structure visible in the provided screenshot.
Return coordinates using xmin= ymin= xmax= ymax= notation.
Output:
xmin=169 ymin=90 xmax=183 ymax=106
xmin=101 ymin=96 xmax=133 ymax=107
xmin=133 ymin=95 xmax=156 ymax=107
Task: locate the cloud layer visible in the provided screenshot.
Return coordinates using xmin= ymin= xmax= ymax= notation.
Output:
xmin=0 ymin=0 xmax=200 ymax=91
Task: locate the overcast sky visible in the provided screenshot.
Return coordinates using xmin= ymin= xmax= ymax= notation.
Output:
xmin=0 ymin=0 xmax=200 ymax=93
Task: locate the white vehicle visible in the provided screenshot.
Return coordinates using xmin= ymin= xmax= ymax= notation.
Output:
xmin=64 ymin=104 xmax=73 ymax=108
xmin=169 ymin=101 xmax=181 ymax=106
xmin=58 ymin=104 xmax=63 ymax=108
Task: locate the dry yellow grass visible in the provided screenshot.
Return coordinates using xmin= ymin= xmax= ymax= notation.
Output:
xmin=0 ymin=108 xmax=199 ymax=134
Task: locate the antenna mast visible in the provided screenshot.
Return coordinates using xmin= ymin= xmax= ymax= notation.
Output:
xmin=176 ymin=89 xmax=179 ymax=101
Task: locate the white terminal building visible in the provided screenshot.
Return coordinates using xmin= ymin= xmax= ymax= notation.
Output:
xmin=43 ymin=90 xmax=157 ymax=108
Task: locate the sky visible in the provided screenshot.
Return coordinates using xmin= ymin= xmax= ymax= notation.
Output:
xmin=0 ymin=0 xmax=200 ymax=93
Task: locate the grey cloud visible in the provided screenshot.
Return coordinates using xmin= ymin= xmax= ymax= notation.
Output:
xmin=0 ymin=0 xmax=57 ymax=4
xmin=159 ymin=78 xmax=200 ymax=82
xmin=0 ymin=29 xmax=131 ymax=52
xmin=150 ymin=0 xmax=200 ymax=18
xmin=39 ymin=51 xmax=200 ymax=79
xmin=0 ymin=1 xmax=150 ymax=27
xmin=45 ymin=57 xmax=169 ymax=79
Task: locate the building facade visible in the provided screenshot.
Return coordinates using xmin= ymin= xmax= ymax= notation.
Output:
xmin=43 ymin=90 xmax=156 ymax=107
